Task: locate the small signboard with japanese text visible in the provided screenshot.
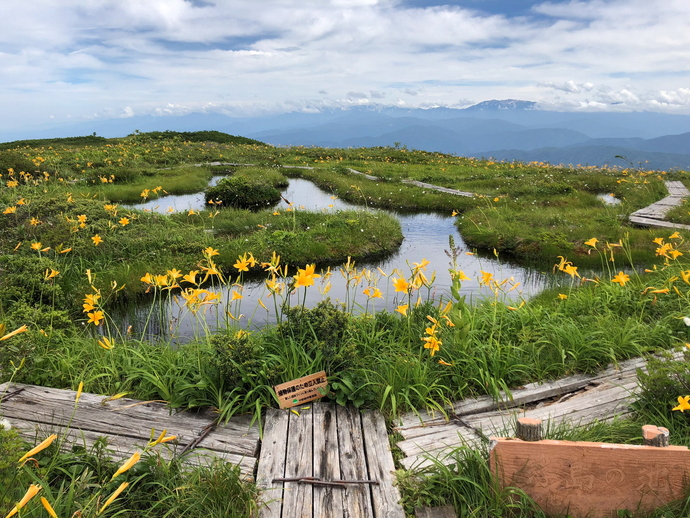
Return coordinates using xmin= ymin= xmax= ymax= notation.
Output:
xmin=274 ymin=371 xmax=328 ymax=409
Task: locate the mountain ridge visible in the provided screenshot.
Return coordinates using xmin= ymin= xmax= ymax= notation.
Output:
xmin=3 ymin=100 xmax=690 ymax=170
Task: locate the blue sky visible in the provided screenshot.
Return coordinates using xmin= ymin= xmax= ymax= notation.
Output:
xmin=1 ymin=0 xmax=689 ymax=135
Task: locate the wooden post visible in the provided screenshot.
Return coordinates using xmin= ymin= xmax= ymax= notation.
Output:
xmin=642 ymin=425 xmax=670 ymax=447
xmin=516 ymin=417 xmax=542 ymax=442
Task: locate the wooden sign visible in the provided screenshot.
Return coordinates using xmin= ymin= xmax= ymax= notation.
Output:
xmin=274 ymin=371 xmax=328 ymax=409
xmin=490 ymin=438 xmax=690 ymax=518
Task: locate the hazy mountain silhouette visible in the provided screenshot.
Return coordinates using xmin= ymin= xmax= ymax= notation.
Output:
xmin=3 ymin=100 xmax=690 ymax=170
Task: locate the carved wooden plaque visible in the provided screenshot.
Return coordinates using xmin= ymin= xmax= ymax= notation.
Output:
xmin=490 ymin=438 xmax=690 ymax=518
xmin=274 ymin=371 xmax=328 ymax=409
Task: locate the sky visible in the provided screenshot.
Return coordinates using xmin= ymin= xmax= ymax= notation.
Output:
xmin=2 ymin=0 xmax=690 ymax=134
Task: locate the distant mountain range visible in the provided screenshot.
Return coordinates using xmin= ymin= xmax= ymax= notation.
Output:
xmin=5 ymin=100 xmax=690 ymax=170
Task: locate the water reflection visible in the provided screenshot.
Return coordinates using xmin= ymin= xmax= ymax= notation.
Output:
xmin=122 ymin=178 xmax=551 ymax=342
xmin=126 ymin=175 xmax=228 ymax=213
xmin=597 ymin=193 xmax=621 ymax=205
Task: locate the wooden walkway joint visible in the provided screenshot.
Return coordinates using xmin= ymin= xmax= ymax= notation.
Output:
xmin=629 ymin=180 xmax=690 ymax=230
xmin=256 ymin=402 xmax=405 ymax=518
xmin=393 ymin=354 xmax=683 ymax=470
xmin=0 ymin=382 xmax=260 ymax=478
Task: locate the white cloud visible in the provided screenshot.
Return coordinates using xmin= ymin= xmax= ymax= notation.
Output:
xmin=1 ymin=0 xmax=690 ymax=133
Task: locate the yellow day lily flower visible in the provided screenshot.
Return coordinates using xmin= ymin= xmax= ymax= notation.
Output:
xmin=294 ymin=264 xmax=320 ymax=288
xmin=669 ymin=232 xmax=681 ymax=239
xmin=395 ymin=304 xmax=409 ymax=316
xmin=558 ymin=293 xmax=568 ymax=300
xmin=44 ymin=269 xmax=60 ymax=280
xmin=182 ymin=270 xmax=199 ymax=285
xmin=40 ymin=497 xmax=58 ymax=518
xmin=203 ymin=246 xmax=219 ymax=258
xmin=0 ymin=325 xmax=28 ymax=342
xmin=92 ymin=234 xmax=103 ymax=245
xmin=119 ymin=217 xmax=130 ymax=226
xmin=479 ymin=271 xmax=494 ymax=285
xmin=98 ymin=482 xmax=129 ymax=515
xmin=167 ymin=269 xmax=182 ymax=280
xmin=18 ymin=435 xmax=57 ymax=463
xmin=230 ymin=289 xmax=243 ymax=301
xmin=563 ymin=264 xmax=579 ymax=278
xmin=412 ymin=258 xmax=430 ymax=272
xmin=422 ymin=335 xmax=442 ymax=356
xmin=611 ymin=271 xmax=631 ymax=286
xmin=453 ymin=270 xmax=471 ymax=281
xmin=75 ymin=381 xmax=84 ymax=404
xmin=584 ymin=237 xmax=598 ymax=248
xmin=149 ymin=429 xmax=177 ymax=447
xmin=87 ymin=311 xmax=105 ymax=326
xmin=672 ymin=395 xmax=690 ymax=412
xmin=98 ymin=337 xmax=114 ymax=350
xmin=5 ymin=484 xmax=41 ymax=518
xmin=392 ymin=277 xmax=409 ymax=292
xmin=111 ymin=452 xmax=141 ymax=481
xmin=234 ymin=254 xmax=250 ymax=272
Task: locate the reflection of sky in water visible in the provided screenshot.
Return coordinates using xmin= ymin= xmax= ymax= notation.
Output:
xmin=597 ymin=193 xmax=621 ymax=205
xmin=122 ymin=178 xmax=551 ymax=342
xmin=126 ymin=175 xmax=227 ymax=213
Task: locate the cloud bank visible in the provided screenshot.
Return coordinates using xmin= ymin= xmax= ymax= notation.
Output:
xmin=1 ymin=0 xmax=689 ymax=131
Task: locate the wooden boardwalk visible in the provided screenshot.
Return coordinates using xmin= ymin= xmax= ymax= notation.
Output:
xmin=256 ymin=403 xmax=405 ymax=518
xmin=394 ymin=356 xmax=653 ymax=471
xmin=0 ymin=382 xmax=260 ymax=477
xmin=629 ymin=180 xmax=690 ymax=229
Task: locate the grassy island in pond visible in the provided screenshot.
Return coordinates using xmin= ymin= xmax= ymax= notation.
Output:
xmin=3 ymin=131 xmax=690 ymax=517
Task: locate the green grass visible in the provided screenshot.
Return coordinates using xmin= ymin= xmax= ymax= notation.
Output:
xmin=0 ymin=425 xmax=259 ymax=517
xmin=4 ymin=133 xmax=690 ymax=516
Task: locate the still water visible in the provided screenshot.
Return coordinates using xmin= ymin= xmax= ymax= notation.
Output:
xmin=122 ymin=178 xmax=550 ymax=341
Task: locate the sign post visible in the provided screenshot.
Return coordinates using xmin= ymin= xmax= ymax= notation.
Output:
xmin=274 ymin=371 xmax=328 ymax=409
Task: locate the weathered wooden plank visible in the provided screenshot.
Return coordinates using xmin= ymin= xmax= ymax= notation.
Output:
xmin=256 ymin=408 xmax=290 ymax=518
xmin=0 ymin=383 xmax=259 ymax=457
xmin=398 ymin=376 xmax=638 ymax=471
xmin=415 ymin=506 xmax=457 ymax=518
xmin=1 ymin=383 xmax=204 ymax=437
xmin=490 ymin=439 xmax=690 ymax=518
xmin=193 ymin=429 xmax=259 ymax=458
xmin=347 ymin=168 xmax=381 ymax=181
xmin=630 ymin=215 xmax=690 ymax=229
xmin=401 ymin=179 xmax=474 ymax=197
xmin=7 ymin=418 xmax=257 ymax=476
xmin=283 ymin=407 xmax=314 ymax=518
xmin=337 ymin=405 xmax=374 ymax=518
xmin=397 ymin=423 xmax=478 ymax=461
xmin=361 ymin=410 xmax=405 ymax=518
xmin=395 ymin=356 xmax=645 ymax=434
xmin=313 ymin=403 xmax=344 ymax=518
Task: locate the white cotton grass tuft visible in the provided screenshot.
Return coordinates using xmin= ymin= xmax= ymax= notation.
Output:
xmin=0 ymin=418 xmax=11 ymax=430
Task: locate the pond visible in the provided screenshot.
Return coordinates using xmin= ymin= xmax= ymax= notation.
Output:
xmin=121 ymin=177 xmax=552 ymax=341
